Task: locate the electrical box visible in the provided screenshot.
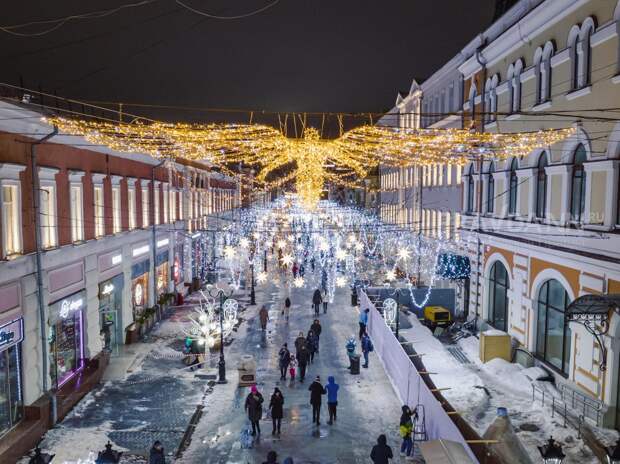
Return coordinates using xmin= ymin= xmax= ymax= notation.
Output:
xmin=423 ymin=306 xmax=452 ymax=325
xmin=479 ymin=330 xmax=512 ymax=363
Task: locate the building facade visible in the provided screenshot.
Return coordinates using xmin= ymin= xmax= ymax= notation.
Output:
xmin=378 ymin=0 xmax=620 ymax=429
xmin=0 ymin=100 xmax=240 ymax=460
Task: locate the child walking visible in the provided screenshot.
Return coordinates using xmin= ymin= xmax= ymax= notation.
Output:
xmin=289 ymin=355 xmax=297 ymax=380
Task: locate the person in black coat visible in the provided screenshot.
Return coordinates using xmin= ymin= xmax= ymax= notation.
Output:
xmin=306 ymin=330 xmax=318 ymax=363
xmin=297 ymin=345 xmax=310 ymax=382
xmin=308 ymin=375 xmax=326 ymax=425
xmin=278 ymin=344 xmax=291 ymax=380
xmin=370 ymin=434 xmax=393 ymax=464
xmin=263 ymin=450 xmax=278 ymax=464
xmin=310 ymin=319 xmax=322 ymax=351
xmin=149 ymin=441 xmax=165 ymax=464
xmin=269 ymin=388 xmax=284 ymax=435
xmin=245 ymin=385 xmax=264 ymax=436
xmin=312 ymin=289 xmax=322 ymax=316
xmin=294 ymin=331 xmax=306 ymax=358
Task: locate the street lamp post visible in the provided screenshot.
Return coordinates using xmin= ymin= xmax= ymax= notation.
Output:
xmin=208 ymin=285 xmax=234 ymax=383
xmin=250 ymin=259 xmax=256 ymax=306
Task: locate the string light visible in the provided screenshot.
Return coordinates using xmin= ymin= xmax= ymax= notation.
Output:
xmin=47 ymin=115 xmax=575 ymax=208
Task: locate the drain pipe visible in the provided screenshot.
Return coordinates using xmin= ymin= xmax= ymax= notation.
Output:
xmin=30 ymin=126 xmax=58 ymax=423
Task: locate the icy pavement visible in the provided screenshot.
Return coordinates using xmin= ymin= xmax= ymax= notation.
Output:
xmin=400 ymin=312 xmax=617 ymax=463
xmin=177 ymin=280 xmax=408 ymax=464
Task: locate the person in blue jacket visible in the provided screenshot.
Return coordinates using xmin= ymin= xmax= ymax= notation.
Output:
xmin=325 ymin=376 xmax=340 ymax=425
xmin=359 ymin=308 xmax=369 ymax=339
xmin=361 ymin=332 xmax=373 ymax=368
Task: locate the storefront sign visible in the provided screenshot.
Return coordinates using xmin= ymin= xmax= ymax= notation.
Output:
xmin=60 ymin=296 xmax=84 ymax=319
xmin=132 ymin=244 xmax=150 ymax=257
xmin=156 ymin=238 xmax=169 ymax=248
xmin=111 ymin=254 xmax=123 ymax=265
xmin=0 ymin=318 xmax=23 ymax=351
xmin=101 ymin=283 xmax=115 ymax=296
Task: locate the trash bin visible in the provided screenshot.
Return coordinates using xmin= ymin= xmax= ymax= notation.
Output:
xmin=351 ymin=288 xmax=358 ymax=306
xmin=350 ymin=354 xmax=361 ymax=375
xmin=238 ymin=354 xmax=257 ymax=387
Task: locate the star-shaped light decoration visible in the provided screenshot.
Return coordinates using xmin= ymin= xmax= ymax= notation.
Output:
xmin=355 ymin=242 xmax=364 ymax=252
xmin=293 ymin=276 xmax=305 ymax=288
xmin=281 ymin=254 xmax=294 ymax=266
xmin=319 ymin=241 xmax=330 ymax=252
xmin=277 ymin=239 xmax=287 ymax=249
xmin=296 ymin=243 xmax=304 ymax=251
xmin=335 ymin=248 xmax=347 ymax=261
xmin=239 ymin=237 xmax=250 ymax=249
xmin=336 ymin=276 xmax=347 ymax=287
xmin=398 ymin=248 xmax=411 ymax=261
xmin=256 ymin=271 xmax=268 ymax=284
xmin=253 ymin=232 xmax=261 ymax=240
xmin=386 ymin=269 xmax=397 ymax=281
xmin=223 ymin=245 xmax=236 ymax=260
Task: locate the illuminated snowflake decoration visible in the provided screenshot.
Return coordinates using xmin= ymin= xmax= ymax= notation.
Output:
xmin=335 ymin=248 xmax=347 ymax=261
xmin=293 ymin=276 xmax=305 ymax=288
xmin=385 ymin=269 xmax=396 ymax=281
xmin=398 ymin=248 xmax=411 ymax=261
xmin=223 ymin=245 xmax=236 ymax=260
xmin=335 ymin=276 xmax=347 ymax=287
xmin=277 ymin=239 xmax=287 ymax=249
xmin=239 ymin=237 xmax=250 ymax=248
xmin=281 ymin=254 xmax=294 ymax=266
xmin=256 ymin=271 xmax=268 ymax=283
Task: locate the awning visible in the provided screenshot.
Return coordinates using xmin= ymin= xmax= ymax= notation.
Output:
xmin=419 ymin=439 xmax=476 ymax=464
xmin=566 ymin=294 xmax=620 ymax=323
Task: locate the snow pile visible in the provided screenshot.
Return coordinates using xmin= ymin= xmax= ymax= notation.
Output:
xmin=480 ymin=358 xmax=532 ymax=394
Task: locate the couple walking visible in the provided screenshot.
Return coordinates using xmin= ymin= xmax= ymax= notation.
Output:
xmin=244 ymin=385 xmax=285 ymax=436
xmin=308 ymin=375 xmax=339 ymax=426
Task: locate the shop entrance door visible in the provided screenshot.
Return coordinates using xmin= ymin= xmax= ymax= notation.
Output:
xmin=100 ymin=308 xmax=120 ymax=356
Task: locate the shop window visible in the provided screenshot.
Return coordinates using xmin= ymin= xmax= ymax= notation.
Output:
xmin=128 ymin=188 xmax=136 ymax=230
xmin=0 ymin=343 xmax=23 ymax=437
xmin=508 ymin=159 xmax=518 ymax=215
xmin=94 ymin=185 xmax=104 ymax=238
xmin=535 ymin=279 xmax=571 ymax=375
xmin=486 ymin=162 xmax=495 ymax=214
xmin=570 ymin=144 xmax=587 ymax=222
xmin=488 ymin=261 xmax=509 ymax=332
xmin=49 ymin=292 xmax=85 ymax=388
xmin=536 ymin=152 xmax=548 ymax=219
xmin=40 ymin=185 xmax=57 ymax=248
xmin=2 ymin=184 xmax=21 ymax=256
xmin=112 ymin=186 xmax=121 ymax=233
xmin=70 ymin=185 xmax=84 ymax=242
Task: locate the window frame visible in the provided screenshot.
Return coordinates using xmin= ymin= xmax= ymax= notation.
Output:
xmin=112 ymin=185 xmax=121 ymax=234
xmin=535 ymin=279 xmax=571 ymax=376
xmin=488 ymin=261 xmax=509 ymax=332
xmin=70 ymin=183 xmax=84 ymax=242
xmin=570 ymin=144 xmax=587 ymax=223
xmin=93 ymin=184 xmax=105 ymax=238
xmin=486 ymin=162 xmax=495 ymax=214
xmin=1 ymin=181 xmax=22 ymax=257
xmin=536 ymin=152 xmax=548 ymax=220
xmin=508 ymin=159 xmax=518 ymax=216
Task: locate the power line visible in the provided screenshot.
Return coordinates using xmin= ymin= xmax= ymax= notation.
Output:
xmin=175 ymin=0 xmax=281 ymax=20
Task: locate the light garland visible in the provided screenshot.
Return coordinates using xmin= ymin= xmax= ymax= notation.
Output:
xmin=47 ymin=116 xmax=575 ymax=208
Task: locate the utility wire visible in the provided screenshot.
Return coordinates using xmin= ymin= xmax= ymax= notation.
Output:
xmin=175 ymin=0 xmax=281 ymax=20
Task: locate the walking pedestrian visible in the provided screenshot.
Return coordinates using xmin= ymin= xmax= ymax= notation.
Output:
xmin=359 ymin=308 xmax=369 ymax=339
xmin=283 ymin=297 xmax=291 ymax=322
xmin=306 ymin=330 xmax=318 ymax=363
xmin=297 ymin=345 xmax=310 ymax=382
xmin=361 ymin=332 xmax=374 ymax=368
xmin=148 ymin=440 xmax=165 ymax=464
xmin=370 ymin=434 xmax=394 ymax=464
xmin=308 ymin=375 xmax=326 ymax=425
xmin=278 ymin=344 xmax=291 ymax=380
xmin=245 ymin=385 xmax=264 ymax=436
xmin=263 ymin=450 xmax=278 ymax=464
xmin=310 ymin=319 xmax=322 ymax=350
xmin=299 ymin=263 xmax=305 ymax=277
xmin=294 ymin=331 xmax=306 ymax=358
xmin=269 ymin=388 xmax=284 ymax=436
xmin=346 ymin=336 xmax=357 ymax=369
xmin=312 ymin=288 xmax=322 ymax=316
xmin=322 ymin=289 xmax=328 ymax=314
xmin=288 ymin=355 xmax=297 ymax=380
xmin=325 ymin=376 xmax=339 ymax=425
xmin=259 ymin=305 xmax=269 ymax=331
xmin=399 ymin=405 xmax=416 ymax=458
xmin=292 ymin=262 xmax=298 ymax=278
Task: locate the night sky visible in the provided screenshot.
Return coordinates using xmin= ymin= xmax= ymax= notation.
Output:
xmin=0 ymin=0 xmax=495 ymax=124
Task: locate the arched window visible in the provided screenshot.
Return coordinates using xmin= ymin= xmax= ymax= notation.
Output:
xmin=467 ymin=165 xmax=475 ymax=213
xmin=507 ymin=60 xmax=523 ymax=114
xmin=487 ymin=162 xmax=495 ymax=214
xmin=488 ymin=261 xmax=509 ymax=331
xmin=535 ymin=43 xmax=554 ymax=104
xmin=536 ymin=279 xmax=571 ymax=374
xmin=568 ymin=25 xmax=581 ymax=90
xmin=536 ymin=152 xmax=548 ymax=219
xmin=508 ymin=159 xmax=518 ymax=215
xmin=570 ymin=144 xmax=587 ymax=222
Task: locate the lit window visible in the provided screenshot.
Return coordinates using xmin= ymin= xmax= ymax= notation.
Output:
xmin=178 ymin=191 xmax=183 ymax=219
xmin=142 ymin=185 xmax=149 ymax=227
xmin=112 ymin=186 xmax=121 ymax=233
xmin=70 ymin=185 xmax=83 ymax=241
xmin=456 ymin=165 xmax=462 ymax=185
xmin=40 ymin=185 xmax=57 ymax=248
xmin=163 ymin=184 xmax=169 ymax=223
xmin=128 ymin=188 xmax=136 ymax=230
xmin=446 ymin=165 xmax=452 ymax=185
xmin=570 ymin=144 xmax=587 ymax=222
xmin=94 ymin=185 xmax=105 ymax=237
xmin=536 ymin=153 xmax=548 ymax=219
xmin=508 ymin=159 xmax=518 ymax=215
xmin=486 ymin=162 xmax=495 ymax=214
xmin=169 ymin=188 xmax=176 ymax=222
xmin=155 ymin=184 xmax=161 ymax=225
xmin=2 ymin=184 xmax=21 ymax=255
